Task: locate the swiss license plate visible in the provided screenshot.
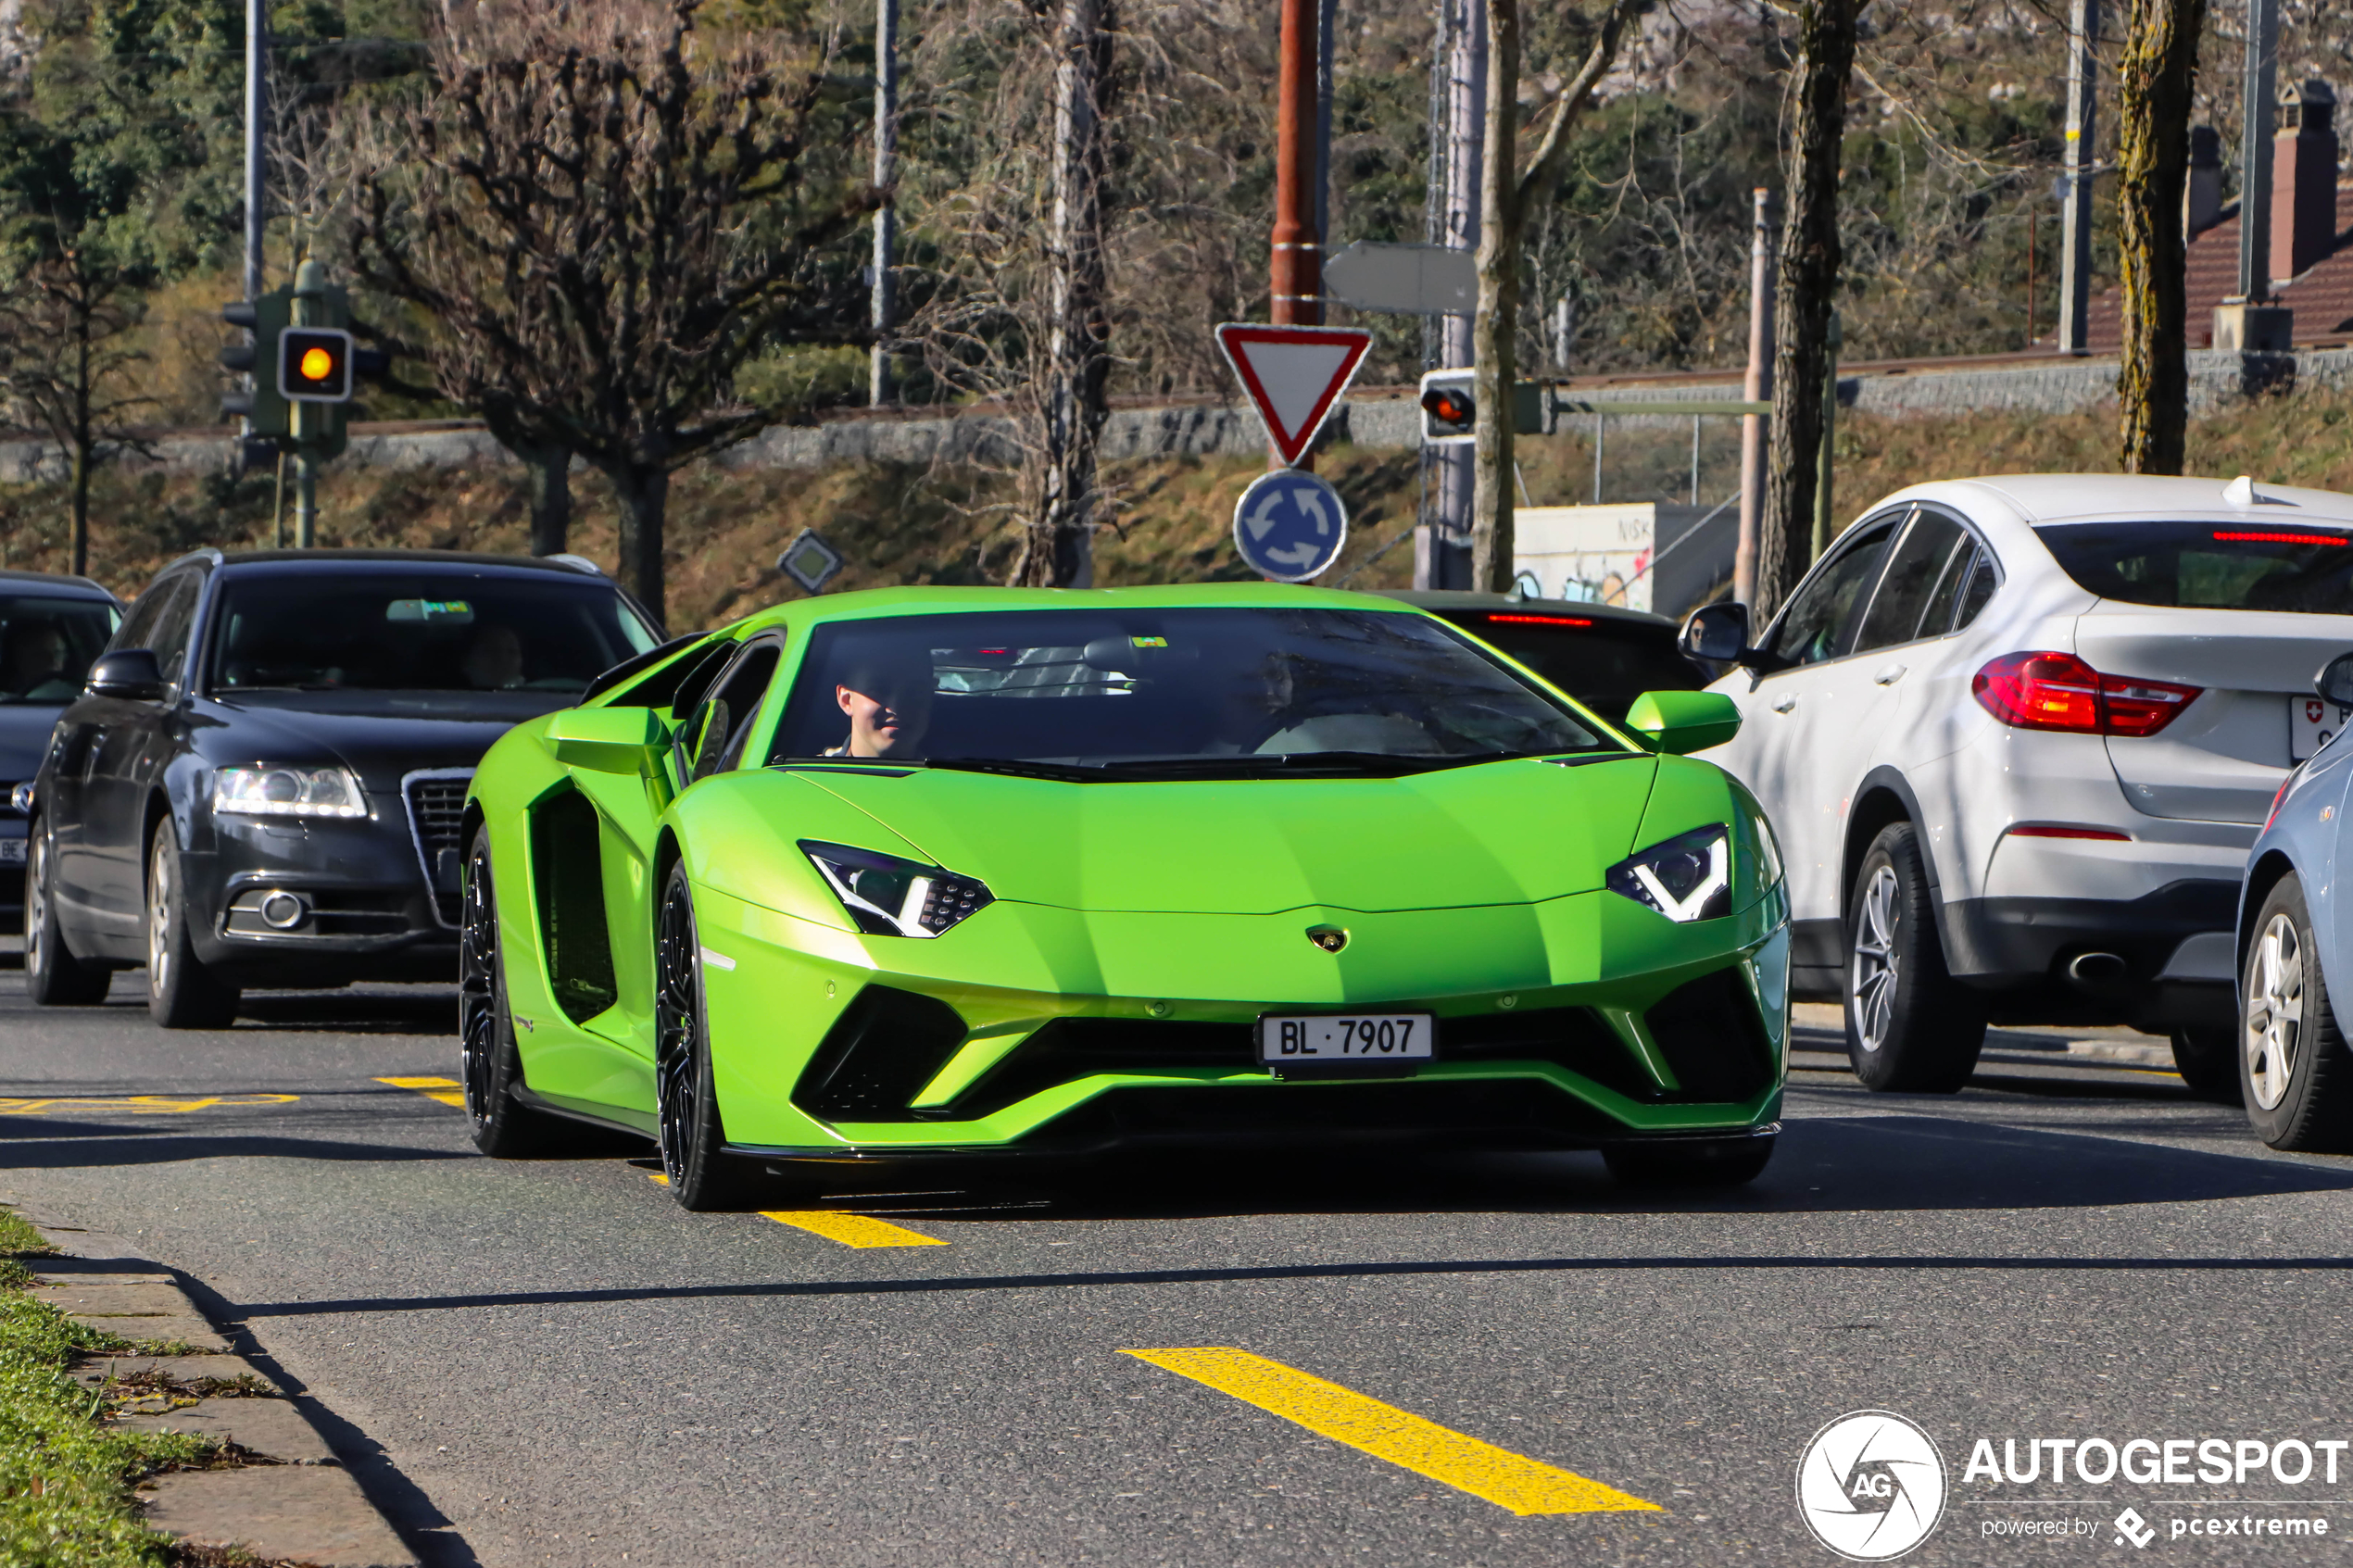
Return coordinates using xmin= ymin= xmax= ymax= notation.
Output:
xmin=2292 ymin=695 xmax=2352 ymax=764
xmin=0 ymin=838 xmax=23 ymax=865
xmin=1258 ymin=1013 xmax=1433 ymax=1067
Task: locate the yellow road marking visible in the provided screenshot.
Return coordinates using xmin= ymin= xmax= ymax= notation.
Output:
xmin=641 ymin=1172 xmax=945 ymax=1248
xmin=0 ymin=1094 xmax=298 ymax=1115
xmin=375 ymin=1075 xmax=466 ymax=1108
xmin=1122 ymin=1348 xmax=1660 ymax=1517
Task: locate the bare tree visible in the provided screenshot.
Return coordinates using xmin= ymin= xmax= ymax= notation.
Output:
xmin=1471 ymin=0 xmax=1643 ymax=592
xmin=1028 ymin=0 xmax=1114 ymax=587
xmin=1755 ymin=0 xmax=1857 ymax=620
xmin=352 ymin=0 xmax=875 ymax=619
xmin=2117 ymin=0 xmax=2208 ymax=475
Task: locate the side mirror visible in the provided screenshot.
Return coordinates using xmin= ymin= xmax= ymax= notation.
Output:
xmin=2318 ymin=653 xmax=2353 ymax=709
xmin=1624 ymin=690 xmax=1743 ymax=756
xmin=88 ymin=649 xmax=167 ymax=701
xmin=546 ymin=705 xmax=668 ymax=773
xmin=1680 ymin=602 xmax=1752 ymax=664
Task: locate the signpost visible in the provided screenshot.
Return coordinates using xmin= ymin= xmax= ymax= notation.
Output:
xmin=1233 ymin=469 xmax=1349 ymax=582
xmin=1214 ymin=322 xmax=1371 ymax=469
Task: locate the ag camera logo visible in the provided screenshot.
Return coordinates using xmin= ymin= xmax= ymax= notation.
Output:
xmin=1797 ymin=1410 xmax=1949 ymax=1560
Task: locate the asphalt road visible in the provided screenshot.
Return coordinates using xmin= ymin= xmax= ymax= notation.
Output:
xmin=6 ymin=957 xmax=2353 ymax=1568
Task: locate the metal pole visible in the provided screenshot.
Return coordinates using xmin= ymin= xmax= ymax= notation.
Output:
xmin=272 ymin=449 xmax=287 ymax=549
xmin=292 ymin=257 xmax=321 ymax=548
xmin=1315 ymin=0 xmax=1336 ymax=256
xmin=1592 ymin=413 xmax=1604 ymax=505
xmin=294 ymin=453 xmax=318 ymax=548
xmin=243 ymin=0 xmax=266 ymax=427
xmin=869 ymin=0 xmax=899 ymax=406
xmin=1690 ymin=415 xmax=1700 ymax=506
xmin=1734 ymin=188 xmax=1776 ymax=608
xmin=2057 ymin=0 xmax=2097 ymax=353
xmin=2237 ymin=0 xmax=2280 ymax=300
xmin=1270 ymin=0 xmax=1321 ymax=474
xmin=1812 ymin=310 xmax=1841 ymax=562
xmin=1433 ymin=0 xmax=1484 ymax=576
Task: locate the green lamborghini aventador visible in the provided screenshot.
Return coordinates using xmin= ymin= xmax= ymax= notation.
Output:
xmin=457 ymin=584 xmax=1789 ymax=1208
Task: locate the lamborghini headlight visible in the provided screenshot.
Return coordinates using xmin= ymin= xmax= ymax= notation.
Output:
xmin=212 ymin=764 xmax=369 ymax=819
xmin=1606 ymin=825 xmax=1731 ymax=923
xmin=799 ymin=840 xmax=994 ymax=938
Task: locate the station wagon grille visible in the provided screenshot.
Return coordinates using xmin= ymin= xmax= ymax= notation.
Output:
xmin=403 ymin=772 xmax=472 ymax=928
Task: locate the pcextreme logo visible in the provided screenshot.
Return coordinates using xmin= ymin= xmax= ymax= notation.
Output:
xmin=1797 ymin=1409 xmax=1951 ymax=1561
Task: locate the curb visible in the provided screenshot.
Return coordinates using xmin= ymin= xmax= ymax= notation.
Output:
xmin=17 ymin=1206 xmax=422 ymax=1568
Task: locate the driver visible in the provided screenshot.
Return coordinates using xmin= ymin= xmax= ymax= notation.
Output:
xmin=825 ymin=650 xmax=933 ymax=759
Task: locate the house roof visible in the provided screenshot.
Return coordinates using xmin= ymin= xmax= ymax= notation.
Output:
xmin=2080 ymin=182 xmax=2353 ymax=351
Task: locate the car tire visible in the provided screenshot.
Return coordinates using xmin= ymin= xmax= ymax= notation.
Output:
xmin=2240 ymin=875 xmax=2353 ymax=1152
xmin=2169 ymin=1027 xmax=2244 ymax=1104
xmin=653 ymin=859 xmax=751 ymax=1211
xmin=1844 ymin=822 xmax=1986 ymax=1093
xmin=146 ymin=819 xmax=239 ymax=1030
xmin=459 ymin=825 xmax=582 ymax=1158
xmin=23 ymin=822 xmax=111 ymax=1006
xmin=1604 ymin=1136 xmax=1775 ymax=1188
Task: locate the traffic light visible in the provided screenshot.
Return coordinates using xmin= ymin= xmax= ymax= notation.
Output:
xmin=220 ymin=291 xmax=293 ymax=439
xmin=279 ymin=328 xmax=355 ymax=402
xmin=1417 ymin=370 xmax=1553 ymax=445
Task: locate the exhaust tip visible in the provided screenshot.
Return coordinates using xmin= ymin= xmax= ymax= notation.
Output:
xmin=2067 ymin=951 xmax=2128 ymax=985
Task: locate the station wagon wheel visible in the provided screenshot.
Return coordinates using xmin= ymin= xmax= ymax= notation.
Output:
xmin=145 ymin=819 xmax=240 ymax=1029
xmin=2240 ymin=875 xmax=2353 ymax=1152
xmin=1843 ymin=821 xmax=1984 ymax=1093
xmin=653 ymin=859 xmax=749 ymax=1210
xmin=22 ymin=822 xmax=110 ymax=1007
xmin=458 ymin=825 xmax=573 ymax=1158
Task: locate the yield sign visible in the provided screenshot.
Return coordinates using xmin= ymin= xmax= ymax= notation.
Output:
xmin=1214 ymin=323 xmax=1373 ymax=467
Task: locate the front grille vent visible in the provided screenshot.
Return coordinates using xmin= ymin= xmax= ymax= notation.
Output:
xmin=404 ymin=773 xmax=472 ymax=927
xmin=1642 ymin=969 xmax=1774 ymax=1103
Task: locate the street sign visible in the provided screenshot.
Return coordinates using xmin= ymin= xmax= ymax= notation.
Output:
xmin=777 ymin=528 xmax=845 ymax=593
xmin=1214 ymin=323 xmax=1372 ymax=467
xmin=1232 ymin=468 xmax=1349 ymax=582
xmin=1323 ymin=242 xmax=1477 ymax=316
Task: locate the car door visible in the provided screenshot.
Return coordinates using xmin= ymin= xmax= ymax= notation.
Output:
xmin=57 ymin=573 xmax=196 ymax=949
xmin=84 ymin=571 xmax=205 ymax=939
xmin=1705 ymin=512 xmax=1904 ymax=935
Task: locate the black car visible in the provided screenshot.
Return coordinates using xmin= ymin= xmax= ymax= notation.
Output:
xmin=22 ymin=549 xmax=661 ymax=1024
xmin=1 ymin=571 xmax=123 ymax=930
xmin=1377 ymin=590 xmax=1707 ymax=722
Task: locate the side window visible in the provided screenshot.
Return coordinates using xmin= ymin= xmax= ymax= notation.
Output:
xmin=687 ymin=646 xmax=781 ymax=780
xmin=108 ymin=577 xmax=180 ymax=654
xmin=1853 ymin=510 xmax=1968 ymax=653
xmin=1766 ymin=521 xmax=1898 ymax=669
xmin=1919 ymin=542 xmax=1977 ymax=637
xmin=146 ymin=574 xmax=205 ymax=689
xmin=1951 ymin=548 xmax=2001 ymax=631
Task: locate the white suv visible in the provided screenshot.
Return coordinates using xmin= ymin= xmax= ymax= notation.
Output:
xmin=1680 ymin=474 xmax=2353 ymax=1098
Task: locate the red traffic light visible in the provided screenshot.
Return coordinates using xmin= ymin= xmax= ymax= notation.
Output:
xmin=1421 ymin=386 xmax=1474 ymax=427
xmin=278 ymin=328 xmax=354 ymax=401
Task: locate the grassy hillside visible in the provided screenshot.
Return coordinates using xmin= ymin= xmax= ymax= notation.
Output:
xmin=7 ymin=388 xmax=2353 ymax=630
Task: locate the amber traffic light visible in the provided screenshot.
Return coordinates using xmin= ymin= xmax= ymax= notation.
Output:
xmin=278 ymin=328 xmax=354 ymax=402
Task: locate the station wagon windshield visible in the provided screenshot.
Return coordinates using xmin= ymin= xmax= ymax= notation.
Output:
xmin=770 ymin=608 xmax=1621 ymax=777
xmin=2036 ymin=521 xmax=2353 ymax=614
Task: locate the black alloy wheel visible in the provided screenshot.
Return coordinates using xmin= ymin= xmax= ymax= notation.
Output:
xmin=1603 ymin=1135 xmax=1776 ymax=1188
xmin=2240 ymin=874 xmax=2353 ymax=1152
xmin=2169 ymin=1026 xmax=2245 ymax=1105
xmin=459 ymin=825 xmax=574 ymax=1157
xmin=145 ymin=819 xmax=239 ymax=1029
xmin=1844 ymin=821 xmax=1986 ymax=1093
xmin=654 ymin=859 xmax=750 ymax=1210
xmin=22 ymin=822 xmax=110 ymax=1006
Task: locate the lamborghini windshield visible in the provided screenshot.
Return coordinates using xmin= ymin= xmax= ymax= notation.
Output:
xmin=769 ymin=607 xmax=1621 ymax=777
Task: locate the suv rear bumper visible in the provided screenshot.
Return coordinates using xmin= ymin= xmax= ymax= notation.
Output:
xmin=1941 ymin=880 xmax=2239 ymax=1032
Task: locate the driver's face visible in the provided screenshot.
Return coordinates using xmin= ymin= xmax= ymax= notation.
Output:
xmin=836 ymin=681 xmax=930 ymax=758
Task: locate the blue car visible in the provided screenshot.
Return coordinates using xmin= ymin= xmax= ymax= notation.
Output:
xmin=2238 ymin=651 xmax=2353 ymax=1149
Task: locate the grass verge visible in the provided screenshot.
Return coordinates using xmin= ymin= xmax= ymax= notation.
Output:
xmin=0 ymin=1206 xmax=216 ymax=1567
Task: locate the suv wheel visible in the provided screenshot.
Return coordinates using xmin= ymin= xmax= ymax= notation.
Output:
xmin=1845 ymin=821 xmax=1985 ymax=1093
xmin=2241 ymin=874 xmax=2353 ymax=1151
xmin=2170 ymin=1027 xmax=2244 ymax=1104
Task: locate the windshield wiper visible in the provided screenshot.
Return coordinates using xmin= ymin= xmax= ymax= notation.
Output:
xmin=918 ymin=756 xmax=1109 ymax=783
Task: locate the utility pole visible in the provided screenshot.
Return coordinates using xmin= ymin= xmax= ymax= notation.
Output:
xmin=1271 ymin=0 xmax=1323 ymax=342
xmin=869 ymin=0 xmax=899 ymax=407
xmin=2056 ymin=0 xmax=2096 ymax=354
xmin=1733 ymin=188 xmax=1776 ymax=608
xmin=2215 ymin=0 xmax=2290 ymax=350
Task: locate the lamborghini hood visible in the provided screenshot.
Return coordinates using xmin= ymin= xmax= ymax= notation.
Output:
xmin=794 ymin=755 xmax=1661 ymax=915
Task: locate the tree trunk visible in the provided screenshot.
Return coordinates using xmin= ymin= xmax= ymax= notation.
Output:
xmin=1756 ymin=0 xmax=1857 ymax=621
xmin=1019 ymin=0 xmax=1112 ymax=589
xmin=1469 ymin=0 xmax=1525 ymax=593
xmin=69 ymin=441 xmax=90 ymax=579
xmin=70 ymin=321 xmax=91 ymax=578
xmin=525 ymin=445 xmax=573 ymax=557
xmin=610 ymin=463 xmax=669 ymax=632
xmin=2116 ymin=0 xmax=2207 ymax=475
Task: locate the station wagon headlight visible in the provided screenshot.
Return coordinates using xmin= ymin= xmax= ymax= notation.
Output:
xmin=1607 ymin=825 xmax=1731 ymax=923
xmin=800 ymin=840 xmax=993 ymax=938
xmin=213 ymin=765 xmax=369 ymax=819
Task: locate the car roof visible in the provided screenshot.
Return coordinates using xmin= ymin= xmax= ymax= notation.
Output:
xmin=1859 ymin=473 xmax=2353 ymax=539
xmin=1374 ymin=589 xmax=1676 ymax=629
xmin=197 ymin=548 xmax=613 ymax=576
xmin=0 ymin=567 xmax=119 ymax=601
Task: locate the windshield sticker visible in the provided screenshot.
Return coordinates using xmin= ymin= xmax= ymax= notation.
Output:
xmin=385 ymin=599 xmax=476 ymax=623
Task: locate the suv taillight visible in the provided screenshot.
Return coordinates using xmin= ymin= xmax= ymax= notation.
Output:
xmin=1972 ymin=652 xmax=2200 ymax=738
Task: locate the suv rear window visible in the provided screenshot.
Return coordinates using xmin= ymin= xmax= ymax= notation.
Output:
xmin=2036 ymin=521 xmax=2353 ymax=614
xmin=1432 ymin=610 xmax=1702 ymax=721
